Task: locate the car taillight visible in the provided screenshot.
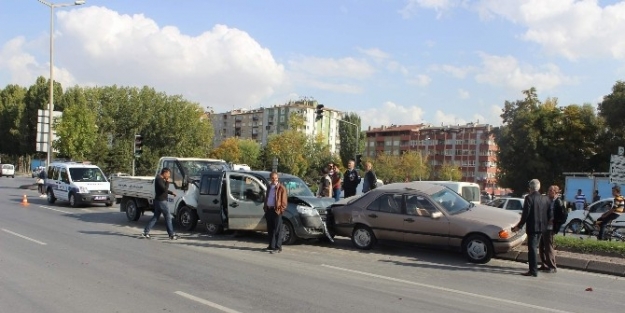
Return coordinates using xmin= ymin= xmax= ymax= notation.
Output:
xmin=498 ymin=230 xmax=511 ymax=239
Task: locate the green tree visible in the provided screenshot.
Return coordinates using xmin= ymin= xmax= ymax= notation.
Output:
xmin=266 ymin=130 xmax=308 ymax=177
xmin=401 ymin=151 xmax=430 ymax=181
xmin=338 ymin=113 xmax=362 ymax=167
xmin=212 ymin=137 xmax=241 ymax=163
xmin=373 ymin=153 xmax=401 ymax=183
xmin=238 ymin=139 xmax=261 ymax=169
xmin=436 ymin=162 xmax=462 ymax=181
xmin=494 ymin=88 xmax=603 ymax=194
xmin=53 ymin=87 xmax=98 ymax=160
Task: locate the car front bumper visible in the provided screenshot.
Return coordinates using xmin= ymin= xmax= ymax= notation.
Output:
xmin=493 ymin=232 xmax=527 ymax=254
xmin=75 ymin=193 xmax=113 ymax=205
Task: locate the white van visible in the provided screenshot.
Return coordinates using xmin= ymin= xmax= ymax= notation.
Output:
xmin=1 ymin=164 xmax=15 ymax=178
xmin=45 ymin=162 xmax=113 ymax=207
xmin=427 ymin=181 xmax=481 ymax=205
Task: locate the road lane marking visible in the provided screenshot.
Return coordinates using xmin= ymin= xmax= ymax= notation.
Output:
xmin=174 ymin=291 xmax=241 ymax=313
xmin=2 ymin=228 xmax=47 ymax=245
xmin=38 ymin=205 xmax=73 ymax=214
xmin=321 ymin=264 xmax=572 ymax=313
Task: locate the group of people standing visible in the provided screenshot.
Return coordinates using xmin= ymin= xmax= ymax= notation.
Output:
xmin=317 ymin=159 xmax=378 ymax=200
xmin=513 ymin=179 xmax=623 ymax=277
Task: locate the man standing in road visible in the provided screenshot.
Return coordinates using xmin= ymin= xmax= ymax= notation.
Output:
xmin=37 ymin=169 xmax=47 ymax=198
xmin=539 ymin=185 xmax=563 ymax=273
xmin=512 ymin=179 xmax=550 ymax=277
xmin=362 ymin=162 xmax=377 ymax=194
xmin=330 ymin=163 xmax=342 ymax=202
xmin=264 ymin=171 xmax=288 ymax=253
xmin=342 ymin=160 xmax=361 ymax=198
xmin=142 ymin=168 xmax=178 ymax=240
xmin=575 ymin=189 xmax=587 ymax=210
xmin=317 ymin=167 xmax=332 ymax=198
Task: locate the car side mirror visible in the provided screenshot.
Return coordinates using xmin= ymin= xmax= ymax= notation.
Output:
xmin=181 ymin=176 xmax=189 ymax=191
xmin=431 ymin=212 xmax=443 ymax=219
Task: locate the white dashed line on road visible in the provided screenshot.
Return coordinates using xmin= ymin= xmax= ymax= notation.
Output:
xmin=321 ymin=264 xmax=573 ymax=313
xmin=38 ymin=205 xmax=73 ymax=214
xmin=2 ymin=228 xmax=47 ymax=245
xmin=174 ymin=291 xmax=242 ymax=313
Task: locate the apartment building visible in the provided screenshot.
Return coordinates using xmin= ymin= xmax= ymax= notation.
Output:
xmin=364 ymin=123 xmax=499 ymax=191
xmin=211 ymin=99 xmax=343 ymax=153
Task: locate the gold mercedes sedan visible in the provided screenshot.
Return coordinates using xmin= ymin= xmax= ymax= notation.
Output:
xmin=328 ymin=182 xmax=526 ymax=263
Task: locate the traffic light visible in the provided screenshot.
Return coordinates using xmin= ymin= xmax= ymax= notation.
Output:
xmin=134 ymin=134 xmax=143 ymax=157
xmin=315 ymin=104 xmax=324 ymax=121
xmin=355 ymin=154 xmax=362 ymax=169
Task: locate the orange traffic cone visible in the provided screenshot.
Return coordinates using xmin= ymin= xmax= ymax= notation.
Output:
xmin=21 ymin=195 xmax=29 ymax=206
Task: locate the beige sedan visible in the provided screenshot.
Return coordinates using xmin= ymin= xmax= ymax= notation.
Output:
xmin=329 ymin=182 xmax=526 ymax=263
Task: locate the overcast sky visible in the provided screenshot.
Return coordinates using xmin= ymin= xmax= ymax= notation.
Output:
xmin=1 ymin=0 xmax=624 ymax=129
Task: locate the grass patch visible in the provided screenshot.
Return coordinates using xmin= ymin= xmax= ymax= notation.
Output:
xmin=555 ymin=235 xmax=625 ymax=257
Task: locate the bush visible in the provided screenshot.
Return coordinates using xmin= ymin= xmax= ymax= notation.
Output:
xmin=555 ymin=235 xmax=625 ymax=257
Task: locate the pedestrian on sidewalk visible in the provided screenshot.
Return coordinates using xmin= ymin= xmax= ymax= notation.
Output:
xmin=37 ymin=169 xmax=47 ymax=197
xmin=539 ymin=185 xmax=564 ymax=273
xmin=330 ymin=163 xmax=342 ymax=202
xmin=317 ymin=167 xmax=332 ymax=198
xmin=263 ymin=171 xmax=288 ymax=254
xmin=513 ymin=179 xmax=550 ymax=277
xmin=342 ymin=160 xmax=361 ymax=198
xmin=142 ymin=168 xmax=178 ymax=240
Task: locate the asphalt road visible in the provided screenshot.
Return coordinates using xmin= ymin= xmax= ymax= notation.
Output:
xmin=0 ymin=176 xmax=622 ymax=313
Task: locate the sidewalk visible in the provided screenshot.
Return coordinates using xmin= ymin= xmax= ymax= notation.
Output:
xmin=496 ymin=246 xmax=625 ymax=276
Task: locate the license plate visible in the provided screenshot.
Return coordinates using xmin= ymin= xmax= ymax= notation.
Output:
xmin=95 ymin=196 xmax=106 ymax=200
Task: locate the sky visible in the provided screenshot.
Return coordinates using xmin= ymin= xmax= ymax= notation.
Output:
xmin=1 ymin=0 xmax=625 ymax=129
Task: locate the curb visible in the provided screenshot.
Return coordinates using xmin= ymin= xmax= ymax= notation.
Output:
xmin=495 ymin=251 xmax=625 ymax=276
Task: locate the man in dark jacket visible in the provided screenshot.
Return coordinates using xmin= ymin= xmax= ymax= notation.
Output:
xmin=539 ymin=185 xmax=565 ymax=273
xmin=512 ymin=179 xmax=550 ymax=277
xmin=342 ymin=159 xmax=361 ymax=198
xmin=142 ymin=168 xmax=178 ymax=240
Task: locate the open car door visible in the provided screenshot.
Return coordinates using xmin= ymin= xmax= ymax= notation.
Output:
xmin=196 ymin=172 xmax=225 ymax=227
xmin=225 ymin=172 xmax=267 ymax=230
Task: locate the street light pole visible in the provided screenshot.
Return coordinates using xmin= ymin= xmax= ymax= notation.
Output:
xmin=37 ymin=0 xmax=86 ymax=167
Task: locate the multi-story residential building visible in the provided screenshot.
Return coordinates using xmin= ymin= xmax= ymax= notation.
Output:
xmin=364 ymin=123 xmax=500 ymax=192
xmin=211 ymin=99 xmax=344 ymax=154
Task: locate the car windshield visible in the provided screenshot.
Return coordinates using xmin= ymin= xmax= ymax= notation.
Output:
xmin=431 ymin=188 xmax=472 ymax=214
xmin=281 ymin=177 xmax=314 ymax=197
xmin=180 ymin=160 xmax=230 ymax=177
xmin=69 ymin=168 xmax=107 ymax=182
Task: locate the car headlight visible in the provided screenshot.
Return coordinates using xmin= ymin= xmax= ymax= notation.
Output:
xmin=78 ymin=186 xmax=89 ymax=193
xmin=296 ymin=205 xmax=319 ymax=217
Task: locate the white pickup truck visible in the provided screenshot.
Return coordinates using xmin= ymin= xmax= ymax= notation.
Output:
xmin=111 ymin=157 xmax=230 ymax=231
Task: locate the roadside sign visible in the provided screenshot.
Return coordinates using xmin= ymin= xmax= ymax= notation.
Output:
xmin=610 ymin=154 xmax=625 ymax=184
xmin=619 ymin=146 xmax=624 ymax=156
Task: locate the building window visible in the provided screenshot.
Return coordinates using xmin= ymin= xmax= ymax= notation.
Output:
xmin=385 ymin=139 xmax=392 ymax=146
xmin=393 ymin=140 xmax=400 ymax=146
xmin=456 ymin=140 xmax=462 ymax=145
xmin=369 ymin=141 xmax=375 ymax=147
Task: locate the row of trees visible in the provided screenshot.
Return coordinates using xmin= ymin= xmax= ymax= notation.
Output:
xmin=493 ymin=83 xmax=625 ymax=194
xmin=0 ymin=77 xmax=212 ymax=175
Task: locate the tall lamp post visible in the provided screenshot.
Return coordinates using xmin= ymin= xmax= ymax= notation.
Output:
xmin=37 ymin=0 xmax=86 ymax=167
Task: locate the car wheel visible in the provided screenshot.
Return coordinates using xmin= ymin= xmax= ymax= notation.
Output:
xmin=463 ymin=234 xmax=493 ymax=264
xmin=281 ymin=220 xmax=298 ymax=245
xmin=351 ymin=225 xmax=376 ymax=250
xmin=47 ymin=189 xmax=56 ymax=204
xmin=69 ymin=193 xmax=79 ymax=208
xmin=205 ymin=223 xmax=224 ymax=235
xmin=125 ymin=199 xmax=141 ymax=221
xmin=177 ymin=206 xmax=198 ymax=231
xmin=563 ymin=219 xmax=583 ymax=236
